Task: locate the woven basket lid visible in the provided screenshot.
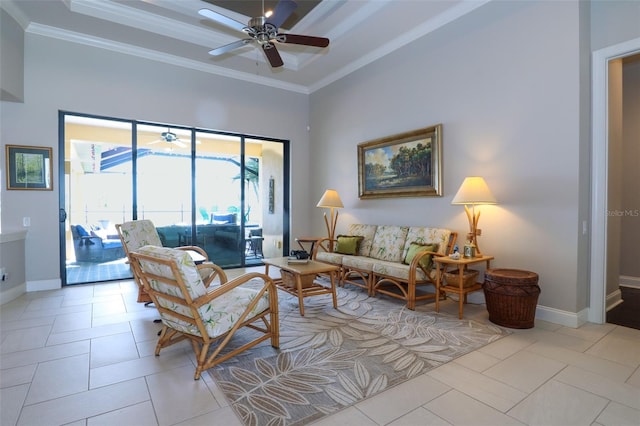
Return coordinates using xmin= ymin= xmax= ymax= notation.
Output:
xmin=485 ymin=268 xmax=539 ymax=285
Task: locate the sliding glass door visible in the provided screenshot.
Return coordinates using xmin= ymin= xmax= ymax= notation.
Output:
xmin=136 ymin=123 xmax=194 ymax=249
xmin=62 ymin=114 xmax=133 ymax=284
xmin=61 ymin=112 xmax=288 ymax=285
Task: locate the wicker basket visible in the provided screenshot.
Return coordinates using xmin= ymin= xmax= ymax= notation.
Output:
xmin=281 ymin=270 xmax=315 ymax=289
xmin=483 ymin=268 xmax=540 ymax=329
xmin=443 ymin=269 xmax=479 ymax=288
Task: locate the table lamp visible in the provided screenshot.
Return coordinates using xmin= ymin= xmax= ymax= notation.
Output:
xmin=451 ymin=177 xmax=496 ymax=256
xmin=316 ymin=189 xmax=343 ymax=248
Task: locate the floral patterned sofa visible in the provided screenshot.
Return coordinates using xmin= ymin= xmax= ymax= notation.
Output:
xmin=313 ymin=224 xmax=456 ymax=310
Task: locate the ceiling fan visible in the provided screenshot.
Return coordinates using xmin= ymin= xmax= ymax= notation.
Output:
xmin=148 ymin=128 xmax=187 ymax=148
xmin=198 ymin=0 xmax=329 ymax=68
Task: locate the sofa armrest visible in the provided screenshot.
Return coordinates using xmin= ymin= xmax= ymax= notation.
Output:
xmin=312 ymin=237 xmax=337 ymax=259
xmin=408 ymin=250 xmax=443 ymax=273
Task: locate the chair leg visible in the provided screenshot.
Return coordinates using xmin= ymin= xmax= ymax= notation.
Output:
xmin=194 ymin=341 xmax=210 ymax=380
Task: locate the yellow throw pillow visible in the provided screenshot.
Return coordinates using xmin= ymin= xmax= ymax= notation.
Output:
xmin=404 ymin=242 xmax=438 ymax=269
xmin=335 ymin=235 xmax=364 ymax=255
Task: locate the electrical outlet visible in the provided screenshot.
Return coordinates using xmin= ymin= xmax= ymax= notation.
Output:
xmin=23 ymin=217 xmax=31 ymax=227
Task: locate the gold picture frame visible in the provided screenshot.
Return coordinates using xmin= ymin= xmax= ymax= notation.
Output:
xmin=5 ymin=145 xmax=54 ymax=190
xmin=358 ymin=124 xmax=442 ymax=199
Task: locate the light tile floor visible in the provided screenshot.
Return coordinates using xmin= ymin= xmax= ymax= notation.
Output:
xmin=1 ymin=269 xmax=639 ymax=426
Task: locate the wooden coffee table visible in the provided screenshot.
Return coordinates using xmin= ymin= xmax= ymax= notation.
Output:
xmin=263 ymin=257 xmax=339 ymax=316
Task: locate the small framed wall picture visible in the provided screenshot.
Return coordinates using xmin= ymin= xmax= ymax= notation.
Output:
xmin=5 ymin=145 xmax=54 ymax=190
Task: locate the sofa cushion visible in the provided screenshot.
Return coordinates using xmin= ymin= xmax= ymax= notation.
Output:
xmin=404 ymin=242 xmax=438 ymax=269
xmin=316 ymin=251 xmax=344 ymax=265
xmin=342 ymin=255 xmax=376 ymax=272
xmin=403 ymin=227 xmax=452 ymax=258
xmin=373 ymin=260 xmax=429 ymax=281
xmin=335 ymin=235 xmax=364 ymax=255
xmin=347 ymin=224 xmax=378 ymax=256
xmin=369 ymin=225 xmax=409 ymax=263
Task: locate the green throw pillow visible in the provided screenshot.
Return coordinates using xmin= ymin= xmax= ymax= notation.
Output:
xmin=404 ymin=242 xmax=438 ymax=269
xmin=335 ymin=235 xmax=363 ymax=255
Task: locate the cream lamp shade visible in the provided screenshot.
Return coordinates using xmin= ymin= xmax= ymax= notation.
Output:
xmin=451 ymin=177 xmax=496 ymax=256
xmin=317 ymin=189 xmax=343 ymax=249
xmin=316 ymin=189 xmax=344 ymax=209
xmin=451 ymin=177 xmax=497 ymax=205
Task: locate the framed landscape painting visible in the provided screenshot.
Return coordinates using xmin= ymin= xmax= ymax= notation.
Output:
xmin=358 ymin=124 xmax=442 ymax=199
xmin=5 ymin=145 xmax=53 ymax=190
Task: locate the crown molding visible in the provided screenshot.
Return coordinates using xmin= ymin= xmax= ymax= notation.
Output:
xmin=27 ymin=23 xmax=310 ymax=94
xmin=309 ymin=0 xmax=491 ymax=92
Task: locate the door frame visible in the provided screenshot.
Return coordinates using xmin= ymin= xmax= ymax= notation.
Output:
xmin=589 ymin=37 xmax=640 ymax=323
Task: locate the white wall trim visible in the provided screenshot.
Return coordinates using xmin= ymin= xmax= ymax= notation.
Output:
xmin=26 ymin=279 xmax=61 ymax=292
xmin=537 ymin=305 xmax=588 ymax=329
xmin=590 ymin=36 xmax=640 ymax=324
xmin=606 ymin=288 xmax=623 ymax=312
xmin=620 ymin=275 xmax=640 ymax=289
xmin=0 ymin=282 xmax=27 ymax=305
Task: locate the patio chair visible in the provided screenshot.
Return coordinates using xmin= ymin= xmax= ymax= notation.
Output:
xmin=129 ymin=245 xmax=279 ymax=380
xmin=116 ymin=220 xmax=226 ymax=304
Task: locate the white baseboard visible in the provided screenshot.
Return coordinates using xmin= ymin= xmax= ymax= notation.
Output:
xmin=606 ymin=289 xmax=623 ymax=312
xmin=0 ymin=282 xmax=27 ymax=305
xmin=534 ymin=305 xmax=588 ymax=328
xmin=620 ymin=275 xmax=640 ymax=289
xmin=26 ymin=279 xmax=61 ymax=292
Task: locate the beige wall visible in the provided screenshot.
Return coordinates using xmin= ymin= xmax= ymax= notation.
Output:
xmin=310 ymin=1 xmax=585 ymax=317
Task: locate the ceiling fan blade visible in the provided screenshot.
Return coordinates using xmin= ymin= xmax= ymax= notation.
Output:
xmin=278 ymin=33 xmax=329 ymax=48
xmin=174 ymin=140 xmax=188 ymax=148
xmin=266 ymin=0 xmax=297 ymax=29
xmin=208 ymin=39 xmax=253 ymax=56
xmin=262 ymin=43 xmax=284 ymax=68
xmin=198 ymin=8 xmax=246 ymax=33
xmin=148 ymin=140 xmax=162 ymax=145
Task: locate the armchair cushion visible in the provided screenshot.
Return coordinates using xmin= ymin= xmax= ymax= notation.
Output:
xmin=136 ymin=245 xmax=270 ymax=338
xmin=119 ymin=219 xmax=163 ymax=248
xmin=129 ymin=244 xmax=278 ymax=380
xmin=335 ymin=235 xmax=364 ymax=255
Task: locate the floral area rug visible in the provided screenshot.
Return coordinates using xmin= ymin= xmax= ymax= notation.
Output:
xmin=209 ymin=282 xmax=508 ymax=426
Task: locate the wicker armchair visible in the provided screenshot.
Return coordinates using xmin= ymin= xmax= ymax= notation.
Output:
xmin=116 ymin=220 xmax=226 ymax=304
xmin=129 ymin=245 xmax=279 ymax=379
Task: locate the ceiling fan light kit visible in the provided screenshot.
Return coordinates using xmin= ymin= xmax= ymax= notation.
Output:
xmin=198 ymin=0 xmax=329 ymax=68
